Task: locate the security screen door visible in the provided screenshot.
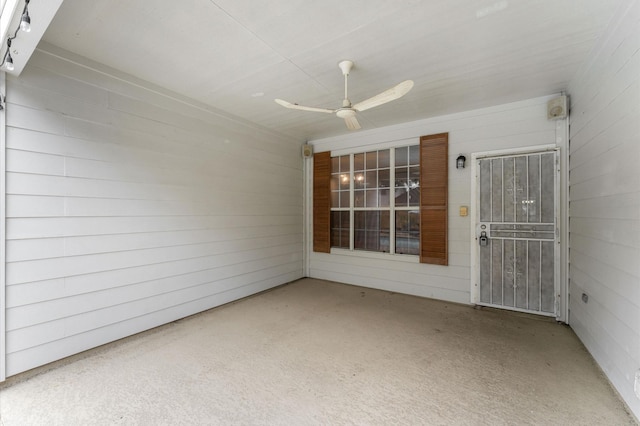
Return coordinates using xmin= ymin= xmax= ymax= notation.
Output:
xmin=476 ymin=150 xmax=559 ymax=317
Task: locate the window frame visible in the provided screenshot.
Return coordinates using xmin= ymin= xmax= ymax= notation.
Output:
xmin=330 ymin=144 xmax=421 ymax=257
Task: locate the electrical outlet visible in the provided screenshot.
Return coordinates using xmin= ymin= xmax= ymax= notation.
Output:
xmin=635 ymin=370 xmax=640 ymax=399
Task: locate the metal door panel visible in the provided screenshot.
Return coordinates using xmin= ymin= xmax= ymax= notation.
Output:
xmin=476 ymin=150 xmax=558 ymax=316
xmin=527 ymin=240 xmax=541 ymax=312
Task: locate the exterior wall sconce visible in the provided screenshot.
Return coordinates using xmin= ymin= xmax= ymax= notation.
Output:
xmin=456 ymin=155 xmax=466 ymax=169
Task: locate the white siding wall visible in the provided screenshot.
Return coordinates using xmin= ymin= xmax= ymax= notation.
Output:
xmin=3 ymin=49 xmax=303 ymax=376
xmin=308 ymin=96 xmax=559 ymax=305
xmin=567 ymin=0 xmax=640 ymax=418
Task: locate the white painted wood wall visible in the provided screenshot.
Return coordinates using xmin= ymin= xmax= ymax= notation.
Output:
xmin=3 ymin=48 xmax=303 ymax=377
xmin=567 ymin=0 xmax=640 ymax=418
xmin=307 ymin=96 xmax=560 ymax=305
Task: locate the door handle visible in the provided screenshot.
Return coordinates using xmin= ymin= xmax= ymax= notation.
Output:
xmin=479 ymin=231 xmax=489 ymax=247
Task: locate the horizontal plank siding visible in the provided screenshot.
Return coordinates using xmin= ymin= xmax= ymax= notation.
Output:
xmin=3 ymin=50 xmax=303 ymax=376
xmin=6 ymin=269 xmax=302 ymax=376
xmin=566 ymin=0 xmax=640 ymax=418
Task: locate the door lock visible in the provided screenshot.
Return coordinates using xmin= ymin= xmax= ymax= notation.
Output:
xmin=479 ymin=231 xmax=489 ymax=247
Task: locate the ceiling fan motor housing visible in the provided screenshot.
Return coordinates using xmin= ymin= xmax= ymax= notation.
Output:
xmin=336 ymin=108 xmax=356 ymax=118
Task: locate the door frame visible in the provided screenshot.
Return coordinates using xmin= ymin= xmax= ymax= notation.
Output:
xmin=470 ymin=144 xmax=566 ymax=322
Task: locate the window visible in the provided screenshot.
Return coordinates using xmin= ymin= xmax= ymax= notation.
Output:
xmin=314 ymin=133 xmax=448 ymax=264
xmin=329 ymin=145 xmax=421 ymax=255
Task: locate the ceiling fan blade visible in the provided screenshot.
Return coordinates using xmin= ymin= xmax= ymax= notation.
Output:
xmin=352 ymin=80 xmax=414 ymax=112
xmin=274 ymin=99 xmax=334 ymax=114
xmin=344 ymin=115 xmax=361 ymax=131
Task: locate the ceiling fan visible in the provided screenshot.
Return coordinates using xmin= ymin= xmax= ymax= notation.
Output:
xmin=275 ymin=60 xmax=414 ymax=131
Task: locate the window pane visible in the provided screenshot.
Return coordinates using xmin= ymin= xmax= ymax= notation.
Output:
xmin=395 ymin=147 xmax=408 ymax=166
xmin=331 ymin=175 xmax=340 ymax=191
xmin=331 ymin=173 xmax=340 ymax=207
xmin=395 ymin=167 xmax=408 ymax=207
xmin=409 ymin=210 xmax=420 ymax=232
xmin=395 ymin=190 xmax=407 ymax=206
xmin=379 ymin=169 xmax=390 ymax=188
xmin=409 ymin=166 xmax=420 ymax=186
xmin=378 ymin=149 xmax=390 ymax=168
xmin=354 ymin=153 xmax=365 ymax=171
xmin=339 ymin=173 xmax=350 ymax=190
xmin=354 ymin=211 xmax=366 ymax=250
xmin=353 ymin=211 xmax=389 ymax=253
xmin=408 ymin=166 xmax=420 ymax=206
xmin=407 ymin=209 xmax=421 ymax=255
xmin=366 ymin=231 xmax=378 ymax=250
xmin=354 ymin=230 xmax=365 ymax=250
xmin=409 ymin=145 xmax=420 ymax=165
xmin=366 ymin=190 xmax=378 ymax=207
xmin=378 ymin=189 xmax=390 ymax=207
xmin=354 ymin=210 xmax=365 ymax=229
xmin=331 ymin=211 xmax=350 ymax=248
xmin=396 ymin=210 xmax=420 ymax=255
xmin=409 ymin=188 xmax=420 ymax=206
xmin=354 ymin=190 xmax=365 ymax=207
xmin=331 ymin=192 xmax=339 ymax=207
xmin=365 ymin=171 xmax=377 ymax=189
xmin=380 ymin=211 xmax=390 ymax=252
xmin=342 ymin=210 xmax=351 ymax=228
xmin=354 ymin=172 xmax=365 ymax=189
xmin=340 ymin=230 xmax=351 ymax=247
xmin=382 ymin=211 xmax=390 ymax=226
xmin=340 ymin=191 xmax=350 ymax=207
xmin=366 ymin=151 xmax=377 ymax=169
xmin=396 ymin=210 xmax=408 ymax=231
xmin=366 ymin=211 xmax=379 ymax=230
xmin=339 ymin=155 xmax=350 ymax=172
xmin=331 ymin=228 xmax=340 ymax=247
xmin=331 ymin=156 xmax=339 ymax=173
xmin=395 ymin=167 xmax=408 ymax=187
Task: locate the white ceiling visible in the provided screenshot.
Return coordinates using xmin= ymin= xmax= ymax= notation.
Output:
xmin=41 ymin=0 xmax=622 ymax=141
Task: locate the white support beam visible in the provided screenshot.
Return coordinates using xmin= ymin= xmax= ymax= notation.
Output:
xmin=0 ymin=72 xmax=6 ymax=382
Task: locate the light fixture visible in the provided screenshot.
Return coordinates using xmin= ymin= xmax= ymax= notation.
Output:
xmin=4 ymin=39 xmax=15 ymax=70
xmin=20 ymin=10 xmax=31 ymax=33
xmin=456 ymin=155 xmax=466 ymax=169
xmin=0 ymin=0 xmax=33 ymax=71
xmin=5 ymin=53 xmax=14 ymax=71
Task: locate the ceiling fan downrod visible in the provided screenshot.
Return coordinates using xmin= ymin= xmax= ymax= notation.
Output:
xmin=338 ymin=60 xmax=354 ymax=107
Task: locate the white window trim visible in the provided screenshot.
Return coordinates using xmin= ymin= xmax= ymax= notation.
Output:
xmin=330 ymin=248 xmax=421 ymax=263
xmin=330 ymin=144 xmax=420 ymax=257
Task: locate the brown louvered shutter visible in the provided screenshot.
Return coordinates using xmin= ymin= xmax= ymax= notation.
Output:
xmin=420 ymin=133 xmax=448 ymax=265
xmin=313 ymin=151 xmax=331 ymax=253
